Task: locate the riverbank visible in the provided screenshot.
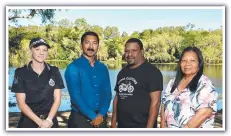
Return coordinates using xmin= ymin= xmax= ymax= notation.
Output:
xmin=9 ymin=110 xmax=222 ymax=128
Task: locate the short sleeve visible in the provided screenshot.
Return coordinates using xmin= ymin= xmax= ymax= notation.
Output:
xmin=11 ymin=69 xmax=25 ymax=93
xmin=147 ymin=68 xmax=163 ymax=92
xmin=53 ymin=67 xmax=65 ymax=89
xmin=161 ymin=78 xmax=174 ymax=104
xmin=194 ymin=78 xmax=218 ymax=112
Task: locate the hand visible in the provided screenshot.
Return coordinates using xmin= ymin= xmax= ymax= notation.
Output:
xmin=97 ymin=114 xmax=104 ymax=123
xmin=40 ymin=120 xmax=53 ymax=128
xmin=46 ymin=117 xmax=54 ymax=127
xmin=37 ymin=119 xmax=43 ymax=128
xmin=91 ymin=115 xmax=103 ymax=127
xmin=91 ymin=114 xmax=104 ymax=127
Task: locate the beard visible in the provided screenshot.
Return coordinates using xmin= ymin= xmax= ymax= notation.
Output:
xmin=126 ymin=58 xmax=135 ymax=65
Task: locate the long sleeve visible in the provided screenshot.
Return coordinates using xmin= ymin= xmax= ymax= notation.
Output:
xmin=65 ymin=63 xmax=97 ymax=120
xmin=99 ymin=67 xmax=112 ymax=116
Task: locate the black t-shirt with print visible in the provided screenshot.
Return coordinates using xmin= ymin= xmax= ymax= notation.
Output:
xmin=114 ymin=61 xmax=163 ymax=127
xmin=11 ymin=62 xmax=65 ymax=113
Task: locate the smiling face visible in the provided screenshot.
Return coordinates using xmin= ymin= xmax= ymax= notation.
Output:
xmin=180 ymin=51 xmax=199 ymax=77
xmin=124 ymin=42 xmax=144 ymax=68
xmin=81 ymin=35 xmax=99 ymax=58
xmin=30 ymin=45 xmax=48 ymax=63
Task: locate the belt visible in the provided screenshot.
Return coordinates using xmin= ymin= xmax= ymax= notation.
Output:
xmin=35 ymin=112 xmax=49 ymax=119
xmin=21 ymin=112 xmax=49 ymax=120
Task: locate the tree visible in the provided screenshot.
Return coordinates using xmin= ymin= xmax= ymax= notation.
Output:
xmin=8 ymin=9 xmax=58 ymax=24
xmin=103 ymin=26 xmax=120 ymax=40
xmin=140 ymin=29 xmax=153 ymax=40
xmin=144 ymin=34 xmax=171 ymax=63
xmin=91 ymin=25 xmax=103 ymax=37
xmin=74 ymin=18 xmax=90 ymax=31
xmin=97 ymin=39 xmax=109 ymax=61
xmin=130 ymin=31 xmax=140 ymax=38
xmin=8 ymin=18 xmax=223 ymax=65
xmin=121 ymin=32 xmax=128 ymax=37
xmin=105 ymin=38 xmax=124 ymax=59
xmin=185 ymin=23 xmax=195 ymax=30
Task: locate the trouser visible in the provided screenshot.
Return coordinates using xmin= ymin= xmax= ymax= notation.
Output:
xmin=118 ymin=121 xmax=158 ymax=128
xmin=17 ymin=112 xmax=58 ymax=128
xmin=68 ymin=110 xmax=107 ymax=128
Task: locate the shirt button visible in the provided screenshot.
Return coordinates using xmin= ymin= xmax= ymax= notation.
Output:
xmin=96 ymin=94 xmax=99 ymax=96
xmin=93 ymin=76 xmax=96 ymax=78
xmin=94 ymin=85 xmax=97 ymax=87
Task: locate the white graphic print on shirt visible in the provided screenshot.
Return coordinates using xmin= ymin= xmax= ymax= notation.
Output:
xmin=118 ymin=77 xmax=137 ymax=99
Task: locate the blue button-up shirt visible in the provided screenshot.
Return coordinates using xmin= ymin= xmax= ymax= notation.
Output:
xmin=65 ymin=55 xmax=112 ymax=120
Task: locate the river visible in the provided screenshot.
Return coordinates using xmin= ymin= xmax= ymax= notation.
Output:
xmin=8 ymin=62 xmax=223 ymax=112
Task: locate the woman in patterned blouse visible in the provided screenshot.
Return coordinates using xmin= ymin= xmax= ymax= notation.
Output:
xmin=160 ymin=47 xmax=218 ymax=128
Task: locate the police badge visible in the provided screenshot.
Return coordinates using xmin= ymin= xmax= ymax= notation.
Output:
xmin=13 ymin=77 xmax=18 ymax=85
xmin=49 ymin=78 xmax=55 ymax=87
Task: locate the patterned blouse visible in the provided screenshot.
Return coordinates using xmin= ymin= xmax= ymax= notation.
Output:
xmin=162 ymin=75 xmax=218 ymax=128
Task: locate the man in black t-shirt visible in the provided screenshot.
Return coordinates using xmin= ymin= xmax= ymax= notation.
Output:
xmin=111 ymin=38 xmax=163 ymax=128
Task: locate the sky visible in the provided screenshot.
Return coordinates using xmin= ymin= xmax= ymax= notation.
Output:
xmin=9 ymin=7 xmax=223 ymax=34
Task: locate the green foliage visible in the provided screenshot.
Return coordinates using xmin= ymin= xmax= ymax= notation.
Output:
xmin=90 ymin=25 xmax=104 ymax=37
xmin=74 ymin=18 xmax=90 ymax=31
xmin=58 ymin=19 xmax=73 ymax=28
xmin=103 ymin=26 xmax=120 ymax=40
xmin=8 ymin=9 xmax=57 ymax=24
xmin=130 ymin=31 xmax=140 ymax=38
xmin=8 ymin=18 xmax=223 ymax=66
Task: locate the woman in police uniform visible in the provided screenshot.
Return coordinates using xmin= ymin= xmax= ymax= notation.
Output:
xmin=11 ymin=37 xmax=65 ymax=128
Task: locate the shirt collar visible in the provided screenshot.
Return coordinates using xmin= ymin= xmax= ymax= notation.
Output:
xmin=27 ymin=61 xmax=51 ymax=72
xmin=126 ymin=59 xmax=147 ymax=69
xmin=80 ymin=54 xmax=98 ymax=66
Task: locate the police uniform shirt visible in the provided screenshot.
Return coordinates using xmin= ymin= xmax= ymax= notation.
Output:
xmin=11 ymin=61 xmax=65 ymax=113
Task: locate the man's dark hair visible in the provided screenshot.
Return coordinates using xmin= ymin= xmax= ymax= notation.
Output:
xmin=170 ymin=46 xmax=204 ymax=93
xmin=81 ymin=31 xmax=99 ymax=45
xmin=125 ymin=38 xmax=143 ymax=50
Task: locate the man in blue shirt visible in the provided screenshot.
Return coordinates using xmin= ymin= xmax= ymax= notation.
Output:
xmin=65 ymin=31 xmax=112 ymax=128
